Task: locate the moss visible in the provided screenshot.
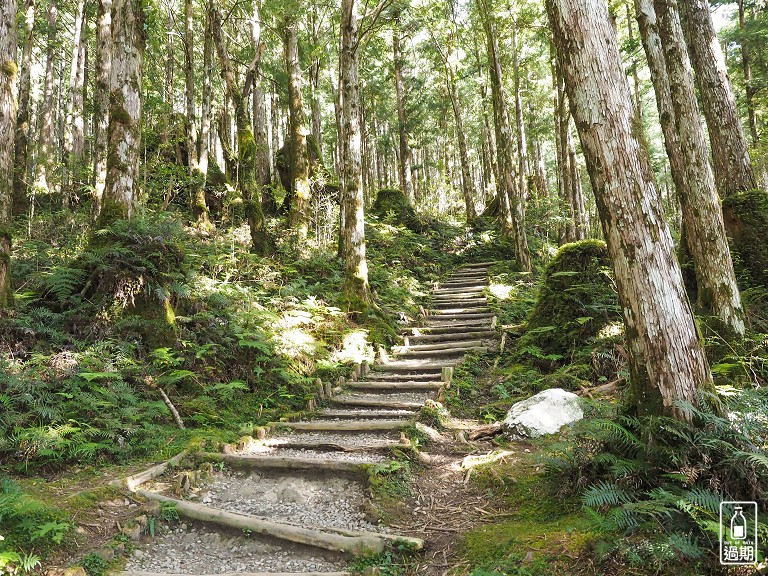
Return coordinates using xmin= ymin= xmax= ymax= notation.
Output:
xmin=520 ymin=240 xmax=619 ymax=358
xmin=722 ymin=189 xmax=768 ymax=288
xmin=371 ymin=188 xmax=425 ymax=232
xmin=1 ymin=60 xmax=18 ymax=78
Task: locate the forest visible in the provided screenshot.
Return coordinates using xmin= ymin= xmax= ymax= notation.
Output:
xmin=1 ymin=0 xmax=768 ymax=573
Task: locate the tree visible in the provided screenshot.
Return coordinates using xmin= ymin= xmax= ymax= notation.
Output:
xmin=340 ymin=0 xmax=373 ymax=307
xmin=393 ymin=12 xmax=415 ymax=205
xmin=34 ymin=0 xmax=56 ymax=194
xmin=678 ymin=0 xmax=757 ymax=197
xmin=99 ymin=0 xmax=146 ymax=226
xmin=477 ymin=0 xmax=531 ymax=272
xmin=0 ymin=0 xmax=18 ymax=308
xmin=93 ymin=0 xmax=112 ymax=221
xmin=285 ymin=17 xmax=312 ymax=243
xmin=649 ymin=0 xmax=745 ymax=335
xmin=12 ymin=0 xmax=35 ymax=216
xmin=63 ymin=0 xmax=87 ymax=203
xmin=546 ymin=0 xmax=712 ymax=419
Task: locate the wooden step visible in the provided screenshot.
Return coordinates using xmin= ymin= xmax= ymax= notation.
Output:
xmin=427 ymin=311 xmax=495 ymax=320
xmin=402 ymin=330 xmax=498 ymax=343
xmin=458 ymin=261 xmax=497 ymax=268
xmin=373 ymin=362 xmax=453 ymax=372
xmin=317 ymin=408 xmax=417 ymax=419
xmin=263 ymin=438 xmax=406 ymax=452
xmin=395 ymin=346 xmax=488 ymax=358
xmin=432 ymin=296 xmax=487 ymax=304
xmin=445 ymin=273 xmax=487 ymax=280
xmin=368 ymin=371 xmax=443 ymax=381
xmin=431 ymin=300 xmax=488 ymax=309
xmin=432 ymin=287 xmax=485 ymax=296
xmin=331 ymin=397 xmax=425 ymax=410
xmin=196 ymin=451 xmax=379 ymax=473
xmin=400 ymin=324 xmax=493 ymax=335
xmin=347 ymin=381 xmax=443 ymax=391
xmin=135 ymin=491 xmax=423 ymax=555
xmin=394 ymin=340 xmax=484 ymax=352
xmin=280 ymin=419 xmax=412 ymax=432
xmin=439 ymin=281 xmax=487 ymax=289
xmin=429 ymin=307 xmax=490 ymax=316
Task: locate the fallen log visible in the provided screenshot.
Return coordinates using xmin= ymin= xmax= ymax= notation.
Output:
xmin=109 ymin=450 xmax=189 ymax=491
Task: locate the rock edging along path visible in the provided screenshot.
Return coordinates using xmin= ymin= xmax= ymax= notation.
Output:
xmin=113 ymin=263 xmax=499 ymax=576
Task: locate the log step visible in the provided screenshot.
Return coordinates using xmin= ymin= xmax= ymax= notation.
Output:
xmin=431 ymin=296 xmax=487 ymax=304
xmin=331 ymin=397 xmax=425 ymax=410
xmin=280 ymin=419 xmax=412 ymax=432
xmin=263 ymin=439 xmax=406 ymax=452
xmin=428 ymin=312 xmax=495 ymax=320
xmin=432 ymin=288 xmax=484 ymax=296
xmin=394 ymin=340 xmax=484 ymax=352
xmin=402 ymin=330 xmax=498 ymax=343
xmin=429 ymin=306 xmax=490 ymax=315
xmin=395 ymin=346 xmax=489 ymax=358
xmin=438 ymin=282 xmax=486 ymax=289
xmin=373 ymin=362 xmax=454 ymax=372
xmin=196 ymin=451 xmax=379 ymax=473
xmin=369 ymin=371 xmax=443 ymax=381
xmin=135 ymin=491 xmax=424 ymax=555
xmin=317 ymin=408 xmax=417 ymax=419
xmin=347 ymin=382 xmax=443 ymax=391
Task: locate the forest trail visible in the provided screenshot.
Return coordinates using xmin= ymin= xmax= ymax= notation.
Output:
xmin=117 ymin=262 xmax=499 ymax=576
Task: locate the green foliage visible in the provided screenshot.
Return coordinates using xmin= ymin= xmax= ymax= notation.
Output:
xmin=722 ymin=190 xmax=768 ymax=289
xmin=543 ymin=390 xmax=768 ymax=570
xmin=81 ymin=552 xmax=109 ymax=576
xmin=0 ymin=479 xmax=70 ymax=572
xmin=519 ymin=240 xmax=620 ymax=360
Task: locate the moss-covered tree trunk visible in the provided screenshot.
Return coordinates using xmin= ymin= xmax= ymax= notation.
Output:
xmin=92 ymin=0 xmax=112 ymax=221
xmin=651 ymin=0 xmax=745 ymax=335
xmin=547 ymin=0 xmax=712 ymax=420
xmin=340 ymin=0 xmax=373 ymax=309
xmin=0 ymin=0 xmax=18 ymax=309
xmin=12 ymin=0 xmax=34 ymax=216
xmin=99 ymin=0 xmax=144 ymax=227
xmin=284 ymin=19 xmax=311 ymax=243
xmin=210 ymin=5 xmax=269 ymax=255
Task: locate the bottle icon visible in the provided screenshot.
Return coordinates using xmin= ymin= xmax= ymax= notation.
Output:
xmin=731 ymin=506 xmax=747 ymax=540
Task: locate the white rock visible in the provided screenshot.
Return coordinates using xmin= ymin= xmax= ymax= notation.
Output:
xmin=503 ymin=388 xmax=583 ymax=437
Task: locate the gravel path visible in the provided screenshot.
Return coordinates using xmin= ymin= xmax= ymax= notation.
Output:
xmin=193 ymin=470 xmax=386 ymax=533
xmin=123 ymin=522 xmax=345 ymax=574
xmin=334 ymin=392 xmax=435 ymax=403
xmin=239 ymin=445 xmax=389 ymax=463
xmin=265 ymin=431 xmax=404 ymax=447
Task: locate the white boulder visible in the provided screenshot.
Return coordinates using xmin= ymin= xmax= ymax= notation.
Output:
xmin=503 ymin=388 xmax=584 ymax=438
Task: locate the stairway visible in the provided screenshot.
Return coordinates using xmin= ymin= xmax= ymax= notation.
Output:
xmin=119 ymin=263 xmax=497 ymax=576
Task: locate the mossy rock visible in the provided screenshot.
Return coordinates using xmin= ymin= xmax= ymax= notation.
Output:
xmin=722 ymin=190 xmax=768 ymax=288
xmin=371 ymin=188 xmax=424 ymax=232
xmin=521 ymin=240 xmax=619 ymax=358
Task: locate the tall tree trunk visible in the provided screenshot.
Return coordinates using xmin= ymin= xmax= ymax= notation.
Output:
xmin=479 ymin=0 xmax=531 ymax=271
xmin=567 ymin=124 xmax=587 ymax=239
xmin=99 ymin=0 xmax=145 ymax=226
xmin=678 ymin=0 xmax=757 ymax=197
xmin=92 ymin=0 xmax=112 ymax=220
xmin=199 ymin=3 xmax=213 ymax=180
xmin=546 ymin=0 xmax=712 ymax=420
xmin=651 ymin=0 xmax=745 ymax=334
xmin=34 ymin=0 xmax=56 ymax=193
xmin=63 ymin=0 xmax=86 ymax=203
xmin=12 ymin=0 xmax=34 ymax=216
xmin=737 ymin=0 xmax=757 ymax=145
xmin=393 ymin=18 xmax=414 ymax=204
xmin=446 ymin=66 xmax=476 ymax=221
xmin=0 ymin=0 xmax=19 ymax=308
xmin=555 ymin=59 xmax=575 ymax=242
xmin=284 ymin=19 xmax=311 ymax=242
xmin=511 ymin=26 xmax=528 ymax=207
xmin=251 ymin=1 xmax=273 ymax=215
xmin=309 ymin=7 xmax=323 ymax=159
xmin=627 ymin=3 xmax=643 ymax=124
xmin=210 ymin=5 xmax=269 ymax=254
xmin=340 ymin=0 xmax=372 ymax=308
xmin=185 ymin=0 xmax=211 ymax=229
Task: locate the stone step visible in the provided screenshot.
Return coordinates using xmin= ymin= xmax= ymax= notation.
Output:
xmin=394 ymin=340 xmax=484 ymax=352
xmin=402 ymin=330 xmax=498 ymax=343
xmin=279 ymin=419 xmax=412 ymax=432
xmin=135 ymin=490 xmax=423 ymax=555
xmin=317 ymin=408 xmax=417 ymax=419
xmin=347 ymin=381 xmax=443 ymax=392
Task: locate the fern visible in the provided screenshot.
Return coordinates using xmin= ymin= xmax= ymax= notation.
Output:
xmin=583 ymin=481 xmax=633 ymax=508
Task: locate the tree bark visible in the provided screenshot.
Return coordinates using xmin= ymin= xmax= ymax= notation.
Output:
xmin=309 ymin=7 xmax=323 ymax=159
xmin=678 ymin=0 xmax=757 ymax=197
xmin=650 ymin=0 xmax=745 ymax=335
xmin=546 ymin=0 xmax=712 ymax=420
xmin=737 ymin=0 xmax=757 ymax=145
xmin=393 ymin=17 xmax=414 ymax=205
xmin=0 ymin=0 xmax=18 ymax=308
xmin=92 ymin=0 xmax=112 ymax=221
xmin=185 ymin=0 xmax=211 ymax=229
xmin=250 ymin=1 xmax=272 ymax=215
xmin=340 ymin=0 xmax=372 ymax=308
xmin=479 ymin=0 xmax=531 ymax=271
xmin=63 ymin=0 xmax=86 ymax=203
xmin=210 ymin=6 xmax=270 ymax=254
xmin=284 ymin=19 xmax=311 ymax=243
xmin=511 ymin=26 xmax=528 ymax=207
xmin=34 ymin=0 xmax=56 ymax=193
xmin=12 ymin=0 xmax=34 ymax=215
xmin=99 ymin=0 xmax=145 ymax=226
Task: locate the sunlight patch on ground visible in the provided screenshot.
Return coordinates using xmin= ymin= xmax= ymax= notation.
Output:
xmin=596 ymin=322 xmax=624 ymax=339
xmin=488 ymin=282 xmax=515 ymax=300
xmin=331 ymin=330 xmax=374 ymax=364
xmin=458 ymin=450 xmax=516 ymax=471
